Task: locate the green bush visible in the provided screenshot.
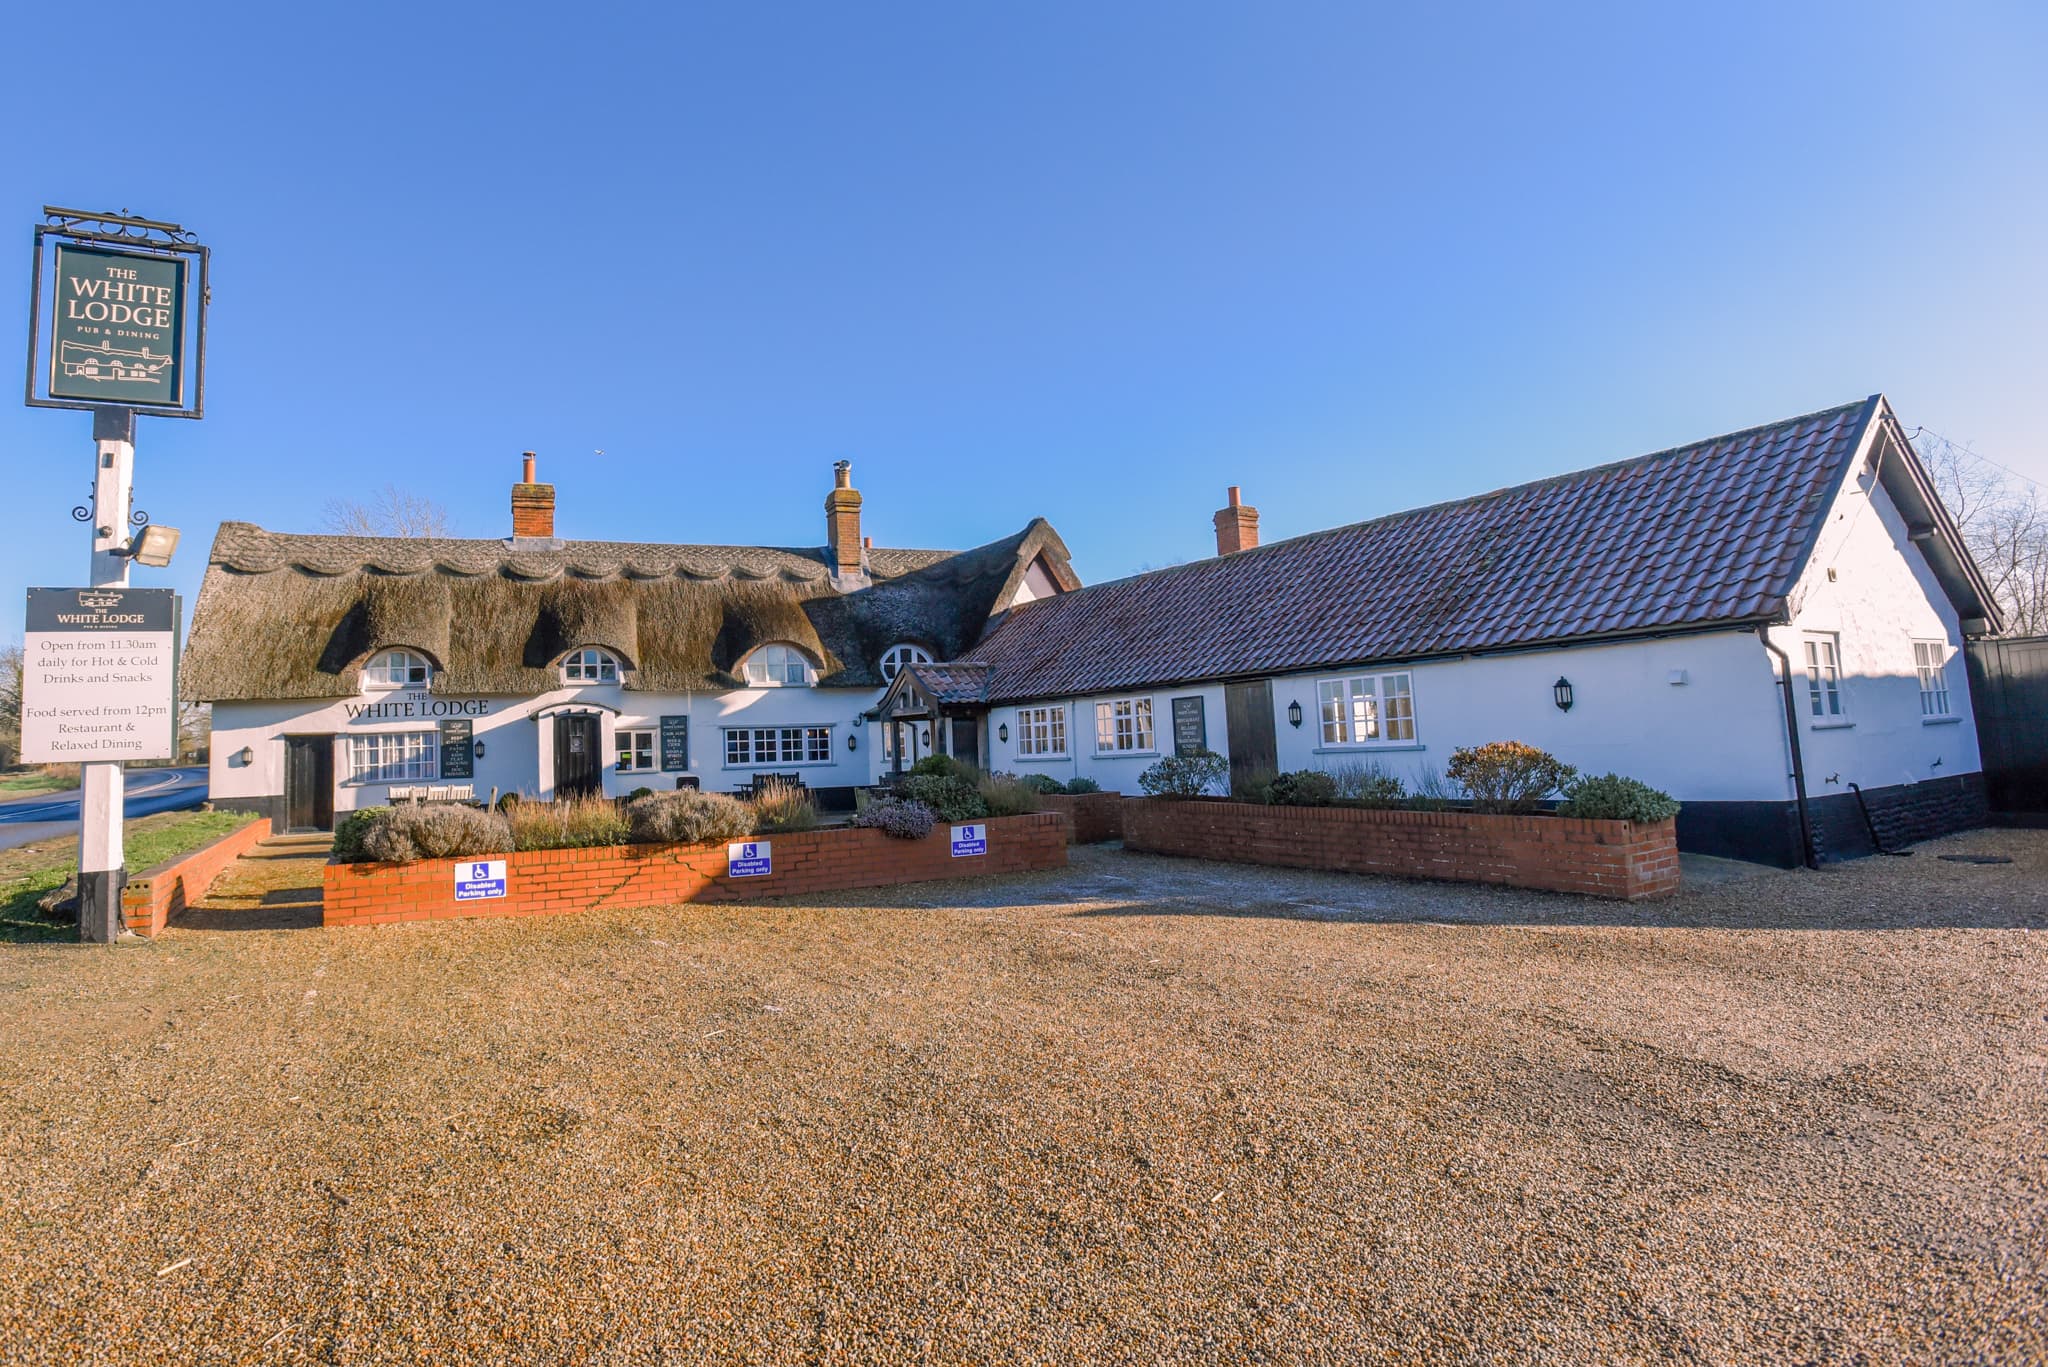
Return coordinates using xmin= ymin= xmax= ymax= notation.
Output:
xmin=1138 ymin=750 xmax=1228 ymax=799
xmin=1445 ymin=741 xmax=1576 ymax=815
xmin=331 ymin=806 xmax=391 ymax=863
xmin=626 ymin=786 xmax=655 ymax=803
xmin=1329 ymin=761 xmax=1406 ymax=809
xmin=978 ymin=772 xmax=1043 ymax=817
xmin=1062 ymin=776 xmax=1101 ymax=794
xmin=1556 ymin=773 xmax=1681 ymax=823
xmin=506 ymin=793 xmax=631 ymax=851
xmin=1268 ymin=769 xmax=1338 ymax=807
xmin=358 ymin=804 xmax=514 ymax=864
xmin=751 ymin=785 xmax=819 ymax=833
xmin=494 ymin=792 xmax=522 ymax=813
xmin=908 ymin=754 xmax=976 ymax=782
xmin=1231 ymin=766 xmax=1278 ymax=804
xmin=896 ymin=774 xmax=989 ymax=822
xmin=626 ymin=790 xmax=756 ymax=845
xmin=1016 ymin=772 xmax=1066 ymax=795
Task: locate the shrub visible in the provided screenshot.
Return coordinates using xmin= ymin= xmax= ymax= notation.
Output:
xmin=1062 ymin=776 xmax=1101 ymax=794
xmin=751 ymin=784 xmax=819 ymax=833
xmin=1138 ymin=749 xmax=1229 ymax=799
xmin=626 ymin=786 xmax=655 ymax=803
xmin=1408 ymin=764 xmax=1465 ymax=812
xmin=1330 ymin=760 xmax=1405 ymax=809
xmin=1556 ymin=773 xmax=1682 ymax=823
xmin=854 ymin=797 xmax=937 ymax=840
xmin=331 ymin=806 xmax=391 ymax=863
xmin=358 ymin=804 xmax=514 ymax=864
xmin=978 ymin=773 xmax=1043 ymax=817
xmin=1231 ymin=766 xmax=1278 ymax=804
xmin=908 ymin=754 xmax=976 ymax=782
xmin=494 ymin=792 xmax=522 ymax=814
xmin=506 ymin=792 xmax=631 ymax=851
xmin=1445 ymin=741 xmax=1576 ymax=814
xmin=1268 ymin=769 xmax=1338 ymax=807
xmin=896 ymin=774 xmax=988 ymax=822
xmin=1016 ymin=772 xmax=1066 ymax=795
xmin=625 ymin=789 xmax=756 ymax=846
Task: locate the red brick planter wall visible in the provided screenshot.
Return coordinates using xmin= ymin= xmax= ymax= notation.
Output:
xmin=1039 ymin=792 xmax=1125 ymax=844
xmin=323 ymin=812 xmax=1069 ymax=927
xmin=1121 ymin=800 xmax=1678 ymax=901
xmin=123 ymin=816 xmax=274 ymax=937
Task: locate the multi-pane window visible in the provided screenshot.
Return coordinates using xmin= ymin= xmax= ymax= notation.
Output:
xmin=615 ymin=728 xmax=655 ymax=772
xmin=347 ymin=732 xmax=437 ymax=783
xmin=1016 ymin=705 xmax=1068 ymax=757
xmin=1914 ymin=641 xmax=1951 ymax=717
xmin=562 ymin=648 xmax=620 ymax=684
xmin=723 ymin=726 xmax=834 ymax=766
xmin=363 ymin=649 xmax=431 ymax=688
xmin=1094 ymin=698 xmax=1155 ymax=753
xmin=1318 ymin=672 xmax=1416 ymax=745
xmin=1804 ymin=635 xmax=1845 ymax=719
xmin=880 ymin=644 xmax=932 ymax=682
xmin=742 ymin=644 xmax=815 ymax=687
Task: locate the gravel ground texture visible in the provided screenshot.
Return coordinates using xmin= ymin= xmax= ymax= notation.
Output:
xmin=2 ymin=828 xmax=2044 ymax=1365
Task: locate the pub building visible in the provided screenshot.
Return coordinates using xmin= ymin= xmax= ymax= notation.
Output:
xmin=184 ymin=458 xmax=1077 ymax=831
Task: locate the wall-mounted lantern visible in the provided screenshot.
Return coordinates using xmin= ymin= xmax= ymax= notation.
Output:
xmin=920 ymin=728 xmax=930 ymax=747
xmin=1286 ymin=700 xmax=1303 ymax=729
xmin=846 ymin=733 xmax=858 ymax=752
xmin=998 ymin=722 xmax=1009 ymax=743
xmin=1553 ymin=677 xmax=1574 ymax=712
xmin=236 ymin=745 xmax=254 ymax=765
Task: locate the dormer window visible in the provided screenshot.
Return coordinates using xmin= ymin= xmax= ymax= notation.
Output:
xmin=363 ymin=649 xmax=431 ymax=689
xmin=742 ymin=644 xmax=816 ymax=687
xmin=879 ymin=643 xmax=932 ymax=682
xmin=562 ymin=648 xmax=621 ymax=684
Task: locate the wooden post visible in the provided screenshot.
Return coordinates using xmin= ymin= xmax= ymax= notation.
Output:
xmin=77 ymin=407 xmax=135 ymax=942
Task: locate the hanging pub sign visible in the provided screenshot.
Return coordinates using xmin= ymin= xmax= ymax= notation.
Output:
xmin=25 ymin=207 xmax=209 ymax=417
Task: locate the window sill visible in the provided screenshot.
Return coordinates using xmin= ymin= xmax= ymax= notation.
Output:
xmin=719 ymin=760 xmax=836 ymax=770
xmin=1920 ymin=715 xmax=1962 ymax=726
xmin=1808 ymin=720 xmax=1855 ymax=731
xmin=1015 ymin=755 xmax=1072 ymax=764
xmin=1312 ymin=742 xmax=1427 ymax=754
xmin=1093 ymin=751 xmax=1160 ymax=760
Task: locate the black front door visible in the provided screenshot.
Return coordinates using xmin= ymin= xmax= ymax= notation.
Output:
xmin=950 ymin=716 xmax=980 ymax=770
xmin=285 ymin=736 xmax=334 ymax=833
xmin=555 ymin=714 xmax=601 ymax=797
xmin=1224 ymin=680 xmax=1278 ymax=792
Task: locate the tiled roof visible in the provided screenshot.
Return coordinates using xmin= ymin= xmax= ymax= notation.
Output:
xmin=902 ymin=662 xmax=992 ymax=705
xmin=968 ymin=399 xmax=1881 ymax=702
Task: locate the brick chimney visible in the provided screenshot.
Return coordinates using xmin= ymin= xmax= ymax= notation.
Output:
xmin=1213 ymin=486 xmax=1259 ymax=555
xmin=825 ymin=460 xmax=865 ymax=584
xmin=512 ymin=451 xmax=556 ymax=541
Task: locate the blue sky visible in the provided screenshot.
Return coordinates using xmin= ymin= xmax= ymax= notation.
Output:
xmin=3 ymin=2 xmax=2044 ymax=643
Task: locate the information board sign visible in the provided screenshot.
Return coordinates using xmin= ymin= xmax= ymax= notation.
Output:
xmin=950 ymin=823 xmax=987 ymax=857
xmin=20 ymin=587 xmax=178 ymax=763
xmin=48 ymin=245 xmax=187 ymax=407
xmin=728 ymin=840 xmax=772 ymax=877
xmin=1171 ymin=696 xmax=1208 ymax=756
xmin=439 ymin=719 xmax=475 ymax=779
xmin=454 ymin=859 xmax=507 ymax=901
xmin=660 ymin=715 xmax=690 ymax=771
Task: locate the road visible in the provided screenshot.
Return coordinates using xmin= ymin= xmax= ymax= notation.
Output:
xmin=0 ymin=767 xmax=210 ymax=852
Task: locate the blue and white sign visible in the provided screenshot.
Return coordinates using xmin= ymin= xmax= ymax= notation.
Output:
xmin=728 ymin=840 xmax=773 ymax=878
xmin=454 ymin=859 xmax=507 ymax=901
xmin=950 ymin=823 xmax=987 ymax=858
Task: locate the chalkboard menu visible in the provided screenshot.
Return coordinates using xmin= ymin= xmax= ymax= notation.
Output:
xmin=438 ymin=719 xmax=475 ymax=779
xmin=659 ymin=715 xmax=690 ymax=772
xmin=1170 ymin=696 xmax=1207 ymax=756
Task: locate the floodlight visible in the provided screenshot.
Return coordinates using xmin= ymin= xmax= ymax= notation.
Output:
xmin=126 ymin=524 xmax=182 ymax=567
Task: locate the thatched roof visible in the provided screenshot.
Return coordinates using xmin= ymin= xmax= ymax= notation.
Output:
xmin=182 ymin=521 xmax=1076 ymax=701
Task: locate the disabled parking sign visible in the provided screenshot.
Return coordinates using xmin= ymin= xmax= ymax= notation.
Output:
xmin=728 ymin=841 xmax=772 ymax=878
xmin=454 ymin=859 xmax=507 ymax=901
xmin=950 ymin=823 xmax=987 ymax=858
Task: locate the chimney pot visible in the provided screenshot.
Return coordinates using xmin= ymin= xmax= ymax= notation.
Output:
xmin=863 ymin=536 xmax=873 ymax=549
xmin=834 ymin=459 xmax=852 ymax=490
xmin=522 ymin=451 xmax=536 ymax=484
xmin=825 ymin=462 xmax=864 ymax=581
xmin=1227 ymin=485 xmax=1242 ymax=508
xmin=1213 ymin=486 xmax=1259 ymax=555
xmin=512 ymin=451 xmax=556 ymax=540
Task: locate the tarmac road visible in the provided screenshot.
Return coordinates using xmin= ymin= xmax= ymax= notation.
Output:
xmin=0 ymin=766 xmax=209 ymax=852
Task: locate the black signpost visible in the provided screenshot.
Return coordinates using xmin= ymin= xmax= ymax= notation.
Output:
xmin=1171 ymin=696 xmax=1207 ymax=756
xmin=439 ymin=719 xmax=475 ymax=779
xmin=659 ymin=715 xmax=690 ymax=771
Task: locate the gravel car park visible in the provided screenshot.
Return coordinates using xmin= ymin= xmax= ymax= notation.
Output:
xmin=2 ymin=832 xmax=2043 ymax=1364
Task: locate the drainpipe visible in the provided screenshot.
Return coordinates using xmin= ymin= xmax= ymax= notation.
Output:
xmin=1757 ymin=627 xmax=1818 ymax=869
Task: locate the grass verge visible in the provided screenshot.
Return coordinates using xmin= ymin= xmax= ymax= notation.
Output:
xmin=0 ymin=808 xmax=253 ymax=944
xmin=0 ymin=767 xmax=79 ymax=797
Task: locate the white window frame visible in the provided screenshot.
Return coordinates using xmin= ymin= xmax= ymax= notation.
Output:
xmin=1093 ymin=697 xmax=1156 ymax=755
xmin=1803 ymin=633 xmax=1846 ymax=722
xmin=562 ymin=647 xmax=620 ymax=684
xmin=741 ymin=644 xmax=816 ymax=687
xmin=1316 ymin=671 xmax=1416 ymax=746
xmin=879 ymin=643 xmax=932 ymax=682
xmin=1015 ymin=705 xmax=1068 ymax=758
xmin=722 ymin=725 xmax=834 ymax=768
xmin=346 ymin=730 xmax=438 ymax=784
xmin=615 ymin=727 xmax=656 ymax=773
xmin=1914 ymin=640 xmax=1952 ymax=719
xmin=363 ymin=648 xmax=431 ymax=690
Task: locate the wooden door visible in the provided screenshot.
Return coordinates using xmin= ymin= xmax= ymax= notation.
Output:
xmin=1223 ymin=680 xmax=1277 ymax=791
xmin=950 ymin=716 xmax=980 ymax=770
xmin=554 ymin=714 xmax=601 ymax=797
xmin=285 ymin=736 xmax=334 ymax=833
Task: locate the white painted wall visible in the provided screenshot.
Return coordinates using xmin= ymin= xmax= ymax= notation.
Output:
xmin=981 ymin=682 xmax=1232 ymax=793
xmin=1767 ymin=455 xmax=1984 ymax=797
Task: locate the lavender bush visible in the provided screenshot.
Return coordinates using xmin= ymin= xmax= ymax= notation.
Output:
xmin=854 ymin=797 xmax=937 ymax=840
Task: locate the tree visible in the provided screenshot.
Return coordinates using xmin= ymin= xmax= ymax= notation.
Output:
xmin=1916 ymin=433 xmax=2048 ymax=636
xmin=0 ymin=643 xmax=21 ymax=765
xmin=322 ymin=486 xmax=453 ymax=538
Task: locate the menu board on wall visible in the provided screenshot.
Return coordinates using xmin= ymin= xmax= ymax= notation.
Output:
xmin=1170 ymin=696 xmax=1207 ymax=756
xmin=660 ymin=715 xmax=690 ymax=771
xmin=439 ymin=719 xmax=474 ymax=778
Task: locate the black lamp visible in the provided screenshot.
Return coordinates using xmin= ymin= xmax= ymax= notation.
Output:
xmin=847 ymin=733 xmax=858 ymax=752
xmin=474 ymin=740 xmax=486 ymax=758
xmin=1553 ymin=677 xmax=1574 ymax=712
xmin=998 ymin=722 xmax=1009 ymax=742
xmin=1287 ymin=700 xmax=1303 ymax=728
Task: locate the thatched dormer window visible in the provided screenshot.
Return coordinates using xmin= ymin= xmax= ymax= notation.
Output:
xmin=364 ymin=649 xmax=433 ymax=690
xmin=741 ymin=644 xmax=816 ymax=688
xmin=879 ymin=644 xmax=933 ymax=682
xmin=562 ymin=648 xmax=622 ymax=685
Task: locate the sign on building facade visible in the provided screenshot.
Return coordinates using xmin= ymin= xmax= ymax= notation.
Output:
xmin=19 ymin=587 xmax=178 ymax=763
xmin=660 ymin=715 xmax=690 ymax=771
xmin=438 ymin=719 xmax=475 ymax=779
xmin=1171 ymin=696 xmax=1207 ymax=756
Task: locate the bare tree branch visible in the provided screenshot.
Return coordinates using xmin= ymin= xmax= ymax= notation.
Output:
xmin=1918 ymin=433 xmax=2048 ymax=636
xmin=322 ymin=486 xmax=453 ymax=538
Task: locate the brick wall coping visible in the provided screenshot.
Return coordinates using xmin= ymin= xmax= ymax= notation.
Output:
xmin=123 ymin=816 xmax=274 ymax=937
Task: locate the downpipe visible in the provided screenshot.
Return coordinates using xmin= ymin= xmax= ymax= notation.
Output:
xmin=1757 ymin=628 xmax=1819 ymax=870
